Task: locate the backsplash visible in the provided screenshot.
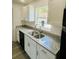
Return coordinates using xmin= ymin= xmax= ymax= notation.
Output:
xmin=21 ymin=20 xmax=62 ymax=36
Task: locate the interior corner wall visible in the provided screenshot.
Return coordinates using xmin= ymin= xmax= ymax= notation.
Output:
xmin=12 ymin=4 xmax=23 ymax=41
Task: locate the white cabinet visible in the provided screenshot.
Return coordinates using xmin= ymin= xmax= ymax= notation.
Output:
xmin=30 ymin=39 xmax=36 ymax=59
xmin=18 ymin=29 xmax=56 ymax=59
xmin=25 ymin=35 xmax=36 ymax=59
xmin=16 ymin=29 xmax=20 ymax=43
xmin=37 ymin=44 xmax=55 ymax=59
xmin=24 ymin=35 xmax=31 ymax=56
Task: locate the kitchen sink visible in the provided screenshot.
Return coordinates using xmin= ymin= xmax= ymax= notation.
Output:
xmin=31 ymin=31 xmax=39 ymax=36
xmin=29 ymin=30 xmax=45 ymax=39
xmin=34 ymin=33 xmax=45 ymax=39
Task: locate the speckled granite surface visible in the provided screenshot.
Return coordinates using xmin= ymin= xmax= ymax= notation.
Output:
xmin=16 ymin=26 xmax=60 ymax=55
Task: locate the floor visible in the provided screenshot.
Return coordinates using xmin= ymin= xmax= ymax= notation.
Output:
xmin=12 ymin=41 xmax=30 ymax=59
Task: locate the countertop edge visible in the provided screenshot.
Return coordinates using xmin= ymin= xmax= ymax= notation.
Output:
xmin=16 ymin=26 xmax=60 ymax=55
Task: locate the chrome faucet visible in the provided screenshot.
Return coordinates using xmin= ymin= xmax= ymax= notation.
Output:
xmin=34 ymin=24 xmax=42 ymax=38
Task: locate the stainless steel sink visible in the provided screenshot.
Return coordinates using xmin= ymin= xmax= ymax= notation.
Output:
xmin=31 ymin=31 xmax=39 ymax=36
xmin=34 ymin=33 xmax=45 ymax=39
xmin=29 ymin=31 xmax=45 ymax=39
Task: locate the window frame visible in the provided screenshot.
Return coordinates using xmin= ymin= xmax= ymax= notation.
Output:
xmin=34 ymin=5 xmax=48 ymax=26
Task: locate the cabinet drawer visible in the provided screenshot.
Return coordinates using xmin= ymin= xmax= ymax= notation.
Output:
xmin=37 ymin=44 xmax=56 ymax=59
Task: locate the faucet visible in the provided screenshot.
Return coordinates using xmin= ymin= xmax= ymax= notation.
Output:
xmin=34 ymin=24 xmax=42 ymax=38
xmin=32 ymin=24 xmax=39 ymax=36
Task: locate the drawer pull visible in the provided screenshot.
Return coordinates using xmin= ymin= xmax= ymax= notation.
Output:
xmin=28 ymin=43 xmax=30 ymax=47
xmin=36 ymin=51 xmax=38 ymax=56
xmin=41 ymin=50 xmax=47 ymax=54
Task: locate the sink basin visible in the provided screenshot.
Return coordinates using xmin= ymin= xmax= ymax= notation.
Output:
xmin=29 ymin=31 xmax=45 ymax=39
xmin=34 ymin=34 xmax=45 ymax=39
xmin=31 ymin=31 xmax=39 ymax=36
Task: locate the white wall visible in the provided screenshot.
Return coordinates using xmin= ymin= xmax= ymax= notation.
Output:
xmin=32 ymin=0 xmax=48 ymax=7
xmin=12 ymin=4 xmax=23 ymax=41
xmin=20 ymin=0 xmax=65 ymax=36
xmin=21 ymin=0 xmax=65 ymax=36
xmin=13 ymin=0 xmax=65 ymax=36
xmin=48 ymin=0 xmax=65 ymax=36
xmin=21 ymin=0 xmax=48 ymax=25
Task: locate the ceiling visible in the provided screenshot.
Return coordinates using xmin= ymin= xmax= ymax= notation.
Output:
xmin=13 ymin=0 xmax=36 ymax=5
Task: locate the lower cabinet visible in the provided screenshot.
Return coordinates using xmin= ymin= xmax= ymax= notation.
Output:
xmin=20 ymin=31 xmax=56 ymax=59
xmin=16 ymin=28 xmax=20 ymax=43
xmin=25 ymin=35 xmax=36 ymax=59
xmin=30 ymin=39 xmax=36 ymax=59
xmin=37 ymin=44 xmax=56 ymax=59
xmin=25 ymin=35 xmax=31 ymax=56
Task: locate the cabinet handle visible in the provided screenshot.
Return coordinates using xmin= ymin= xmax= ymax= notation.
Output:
xmin=28 ymin=43 xmax=30 ymax=47
xmin=41 ymin=50 xmax=47 ymax=54
xmin=36 ymin=51 xmax=38 ymax=56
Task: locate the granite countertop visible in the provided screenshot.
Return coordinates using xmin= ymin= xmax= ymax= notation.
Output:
xmin=16 ymin=26 xmax=60 ymax=55
xmin=20 ymin=23 xmax=62 ymax=37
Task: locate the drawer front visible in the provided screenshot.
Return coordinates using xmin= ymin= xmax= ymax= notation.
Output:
xmin=37 ymin=44 xmax=56 ymax=59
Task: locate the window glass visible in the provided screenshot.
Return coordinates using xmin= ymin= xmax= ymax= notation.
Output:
xmin=28 ymin=5 xmax=35 ymax=21
xmin=28 ymin=5 xmax=52 ymax=30
xmin=35 ymin=6 xmax=48 ymax=26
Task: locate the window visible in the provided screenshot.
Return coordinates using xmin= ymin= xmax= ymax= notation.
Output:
xmin=28 ymin=5 xmax=35 ymax=21
xmin=35 ymin=6 xmax=48 ymax=27
xmin=28 ymin=5 xmax=52 ymax=31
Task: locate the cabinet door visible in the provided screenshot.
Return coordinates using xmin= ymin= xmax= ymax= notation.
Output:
xmin=37 ymin=45 xmax=55 ymax=59
xmin=30 ymin=39 xmax=36 ymax=59
xmin=24 ymin=35 xmax=31 ymax=56
xmin=16 ymin=29 xmax=20 ymax=43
